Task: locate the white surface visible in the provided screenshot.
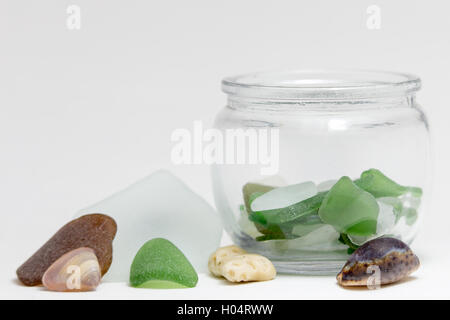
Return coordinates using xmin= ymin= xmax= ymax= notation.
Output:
xmin=3 ymin=230 xmax=449 ymax=299
xmin=1 ymin=1 xmax=450 ymax=299
xmin=2 ymin=254 xmax=449 ymax=300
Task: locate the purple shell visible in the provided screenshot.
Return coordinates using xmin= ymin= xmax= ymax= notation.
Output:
xmin=337 ymin=237 xmax=420 ymax=286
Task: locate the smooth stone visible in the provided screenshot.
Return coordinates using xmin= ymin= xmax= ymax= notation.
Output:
xmin=17 ymin=214 xmax=117 ymax=286
xmin=42 ymin=247 xmax=101 ymax=292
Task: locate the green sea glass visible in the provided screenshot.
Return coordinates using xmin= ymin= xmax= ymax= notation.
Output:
xmin=249 ymin=192 xmax=326 ymax=227
xmin=318 ymin=177 xmax=379 ymax=237
xmin=129 ymin=238 xmax=198 ymax=289
xmin=355 ymin=169 xmax=422 ymax=198
xmin=241 ymin=169 xmax=422 ymax=250
xmin=248 ymin=191 xmax=326 ymax=241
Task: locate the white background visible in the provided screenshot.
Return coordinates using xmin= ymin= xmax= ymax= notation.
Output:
xmin=1 ymin=0 xmax=449 ymax=299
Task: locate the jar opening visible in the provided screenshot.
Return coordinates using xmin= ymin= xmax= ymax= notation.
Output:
xmin=222 ymin=69 xmax=421 ymax=101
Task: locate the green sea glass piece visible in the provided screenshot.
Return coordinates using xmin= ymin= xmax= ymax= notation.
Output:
xmin=355 ymin=168 xmax=422 ymax=198
xmin=249 ymin=192 xmax=327 ymax=226
xmin=242 ymin=169 xmax=422 ymax=249
xmin=318 ymin=177 xmax=379 ymax=236
xmin=129 ymin=238 xmax=198 ymax=289
xmin=248 ymin=190 xmax=327 ymax=241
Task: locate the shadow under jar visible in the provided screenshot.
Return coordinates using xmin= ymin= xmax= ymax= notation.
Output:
xmin=211 ymin=70 xmax=431 ymax=275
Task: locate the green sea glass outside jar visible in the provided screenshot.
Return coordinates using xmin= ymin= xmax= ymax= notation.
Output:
xmin=211 ymin=70 xmax=431 ymax=275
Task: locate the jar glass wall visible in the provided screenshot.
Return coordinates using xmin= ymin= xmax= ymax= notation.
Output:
xmin=211 ymin=70 xmax=431 ymax=274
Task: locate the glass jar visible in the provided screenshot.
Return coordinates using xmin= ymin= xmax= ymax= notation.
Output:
xmin=211 ymin=70 xmax=431 ymax=274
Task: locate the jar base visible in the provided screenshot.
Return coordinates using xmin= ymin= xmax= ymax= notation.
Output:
xmin=272 ymin=259 xmax=346 ymax=275
xmin=233 ymin=233 xmax=348 ymax=275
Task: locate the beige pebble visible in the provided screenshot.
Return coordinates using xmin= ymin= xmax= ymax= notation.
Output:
xmin=208 ymin=245 xmax=247 ymax=277
xmin=221 ymin=254 xmax=276 ymax=283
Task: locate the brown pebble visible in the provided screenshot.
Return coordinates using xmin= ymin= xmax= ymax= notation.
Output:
xmin=337 ymin=237 xmax=420 ymax=287
xmin=17 ymin=214 xmax=117 ymax=286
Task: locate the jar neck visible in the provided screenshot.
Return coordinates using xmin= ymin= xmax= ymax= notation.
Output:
xmin=226 ymin=94 xmax=417 ymax=113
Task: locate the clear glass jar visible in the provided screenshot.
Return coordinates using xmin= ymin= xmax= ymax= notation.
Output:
xmin=211 ymin=70 xmax=431 ymax=274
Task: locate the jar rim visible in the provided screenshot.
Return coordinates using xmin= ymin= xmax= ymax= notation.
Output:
xmin=222 ymin=69 xmax=421 ymax=101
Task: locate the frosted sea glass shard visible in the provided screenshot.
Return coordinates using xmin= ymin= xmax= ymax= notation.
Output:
xmin=238 ymin=205 xmax=263 ymax=238
xmin=76 ymin=170 xmax=223 ymax=282
xmin=287 ymin=225 xmax=346 ymax=251
xmin=349 ymin=200 xmax=398 ymax=246
xmin=376 ymin=201 xmax=397 ymax=235
xmin=399 ymin=193 xmax=421 ymax=209
xmin=250 ymin=181 xmax=317 ymax=212
xmin=317 ymin=179 xmax=338 ymax=192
